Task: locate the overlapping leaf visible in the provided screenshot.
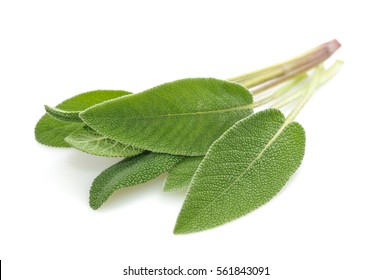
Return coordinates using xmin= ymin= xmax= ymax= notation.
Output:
xmin=44 ymin=105 xmax=82 ymax=122
xmin=163 ymin=156 xmax=204 ymax=192
xmin=35 ymin=90 xmax=131 ymax=147
xmin=65 ymin=126 xmax=144 ymax=157
xmin=80 ymin=78 xmax=253 ymax=156
xmin=90 ymin=152 xmax=184 ymax=209
xmin=174 ymin=109 xmax=306 ymax=234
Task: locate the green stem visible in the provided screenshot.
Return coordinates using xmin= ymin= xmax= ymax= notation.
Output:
xmin=249 ymin=64 xmax=310 ymax=95
xmin=272 ymin=60 xmax=344 ymax=109
xmin=229 ymin=39 xmax=340 ymax=89
xmin=251 ymin=74 xmax=307 ymax=108
xmin=285 ymin=65 xmax=324 ymax=124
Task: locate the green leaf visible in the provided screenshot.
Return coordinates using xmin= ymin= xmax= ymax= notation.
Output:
xmin=44 ymin=105 xmax=82 ymax=122
xmin=163 ymin=156 xmax=204 ymax=192
xmin=90 ymin=152 xmax=184 ymax=209
xmin=65 ymin=126 xmax=144 ymax=157
xmin=35 ymin=90 xmax=131 ymax=147
xmin=174 ymin=109 xmax=306 ymax=234
xmin=80 ymin=78 xmax=253 ymax=156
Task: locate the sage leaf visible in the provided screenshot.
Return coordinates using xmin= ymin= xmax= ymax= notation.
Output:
xmin=35 ymin=90 xmax=131 ymax=147
xmin=80 ymin=78 xmax=253 ymax=156
xmin=90 ymin=152 xmax=184 ymax=209
xmin=44 ymin=105 xmax=82 ymax=122
xmin=35 ymin=118 xmax=86 ymax=147
xmin=65 ymin=126 xmax=144 ymax=157
xmin=174 ymin=109 xmax=305 ymax=234
xmin=163 ymin=156 xmax=204 ymax=192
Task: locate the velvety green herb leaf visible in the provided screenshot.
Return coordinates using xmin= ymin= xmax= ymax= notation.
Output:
xmin=90 ymin=152 xmax=184 ymax=209
xmin=80 ymin=78 xmax=253 ymax=156
xmin=174 ymin=109 xmax=306 ymax=234
xmin=35 ymin=118 xmax=85 ymax=147
xmin=44 ymin=105 xmax=82 ymax=122
xmin=35 ymin=90 xmax=131 ymax=147
xmin=163 ymin=156 xmax=204 ymax=192
xmin=65 ymin=126 xmax=144 ymax=157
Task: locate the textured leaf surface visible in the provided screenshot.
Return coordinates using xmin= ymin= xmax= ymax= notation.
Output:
xmin=163 ymin=156 xmax=204 ymax=192
xmin=35 ymin=90 xmax=131 ymax=147
xmin=90 ymin=153 xmax=184 ymax=209
xmin=174 ymin=109 xmax=306 ymax=234
xmin=44 ymin=105 xmax=82 ymax=122
xmin=65 ymin=126 xmax=144 ymax=157
xmin=80 ymin=78 xmax=253 ymax=156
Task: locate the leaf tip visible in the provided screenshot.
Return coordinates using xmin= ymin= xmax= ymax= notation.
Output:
xmin=44 ymin=104 xmax=54 ymax=115
xmin=89 ymin=200 xmax=101 ymax=210
xmin=89 ymin=192 xmax=102 ymax=210
xmin=173 ymin=223 xmax=186 ymax=235
xmin=173 ymin=216 xmax=200 ymax=234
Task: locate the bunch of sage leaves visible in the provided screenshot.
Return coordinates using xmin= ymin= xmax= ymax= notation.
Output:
xmin=35 ymin=40 xmax=342 ymax=234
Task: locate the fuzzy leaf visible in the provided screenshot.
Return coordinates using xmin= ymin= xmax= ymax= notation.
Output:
xmin=35 ymin=90 xmax=131 ymax=147
xmin=65 ymin=126 xmax=144 ymax=157
xmin=90 ymin=152 xmax=184 ymax=209
xmin=174 ymin=109 xmax=306 ymax=234
xmin=44 ymin=105 xmax=82 ymax=122
xmin=163 ymin=156 xmax=204 ymax=192
xmin=80 ymin=78 xmax=253 ymax=156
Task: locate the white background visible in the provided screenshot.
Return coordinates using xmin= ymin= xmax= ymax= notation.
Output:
xmin=1 ymin=1 xmax=390 ymax=279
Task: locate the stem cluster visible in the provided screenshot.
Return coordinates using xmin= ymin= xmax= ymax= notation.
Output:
xmin=231 ymin=40 xmax=343 ymax=121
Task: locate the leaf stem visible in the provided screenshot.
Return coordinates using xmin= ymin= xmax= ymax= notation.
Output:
xmin=229 ymin=39 xmax=340 ymax=90
xmin=285 ymin=65 xmax=324 ymax=124
xmin=272 ymin=60 xmax=344 ymax=109
xmin=249 ymin=70 xmax=307 ymax=96
xmin=251 ymin=74 xmax=307 ymax=108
